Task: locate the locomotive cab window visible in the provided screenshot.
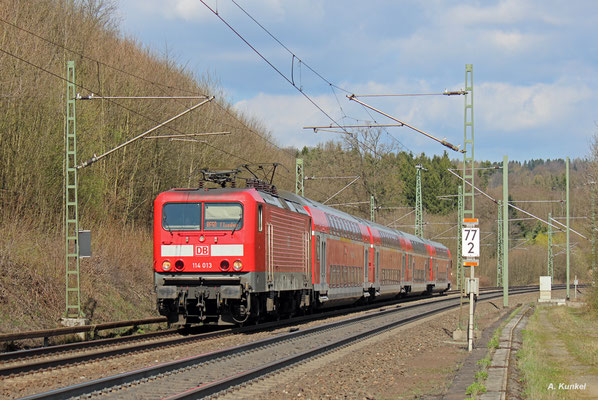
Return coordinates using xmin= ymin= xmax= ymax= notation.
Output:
xmin=204 ymin=203 xmax=243 ymax=231
xmin=162 ymin=202 xmax=202 ymax=231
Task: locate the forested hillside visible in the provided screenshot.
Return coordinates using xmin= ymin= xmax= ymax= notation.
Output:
xmin=0 ymin=0 xmax=594 ymax=334
xmin=0 ymin=0 xmax=296 ymax=228
xmin=299 ymin=137 xmax=592 ymax=289
xmin=0 ymin=0 xmax=296 ymax=332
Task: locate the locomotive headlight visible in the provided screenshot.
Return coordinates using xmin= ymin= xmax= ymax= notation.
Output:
xmin=175 ymin=260 xmax=184 ymax=271
xmin=233 ymin=260 xmax=243 ymax=271
xmin=162 ymin=261 xmax=172 ymax=271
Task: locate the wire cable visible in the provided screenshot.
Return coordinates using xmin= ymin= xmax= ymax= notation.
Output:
xmin=0 ymin=14 xmax=378 ymax=204
xmin=0 ymin=15 xmax=298 ymax=163
xmin=0 ymin=45 xmax=339 ymax=201
xmin=0 ymin=16 xmax=208 ymax=97
xmin=199 ymin=0 xmax=351 ymax=140
xmin=230 ymin=0 xmax=352 ymax=95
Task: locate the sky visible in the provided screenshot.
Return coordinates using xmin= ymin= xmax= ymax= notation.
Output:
xmin=117 ymin=0 xmax=598 ymax=162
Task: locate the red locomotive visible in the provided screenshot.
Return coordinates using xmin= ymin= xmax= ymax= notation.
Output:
xmin=153 ymin=169 xmax=451 ymax=326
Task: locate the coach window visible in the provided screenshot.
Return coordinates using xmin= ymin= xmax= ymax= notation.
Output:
xmin=326 ymin=215 xmax=334 ymax=235
xmin=331 ymin=216 xmax=339 ymax=236
xmin=258 ymin=204 xmax=263 ymax=232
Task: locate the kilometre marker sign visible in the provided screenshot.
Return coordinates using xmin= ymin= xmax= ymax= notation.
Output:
xmin=462 ymin=227 xmax=480 ymax=258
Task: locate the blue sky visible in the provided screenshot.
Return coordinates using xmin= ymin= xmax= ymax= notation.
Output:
xmin=117 ymin=0 xmax=598 ymax=162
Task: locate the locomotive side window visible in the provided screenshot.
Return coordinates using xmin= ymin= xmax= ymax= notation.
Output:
xmin=204 ymin=203 xmax=243 ymax=230
xmin=162 ymin=202 xmax=202 ymax=230
xmin=258 ymin=204 xmax=263 ymax=232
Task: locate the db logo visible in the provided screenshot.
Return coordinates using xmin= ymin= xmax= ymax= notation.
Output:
xmin=196 ymin=246 xmax=210 ymax=256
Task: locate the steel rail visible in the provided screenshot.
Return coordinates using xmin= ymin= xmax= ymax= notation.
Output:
xmin=3 ymin=290 xmax=455 ymax=371
xmin=1 ymin=293 xmax=444 ymax=376
xmin=168 ymin=300 xmax=464 ymax=400
xmin=0 ymin=284 xmax=555 ymax=361
xmin=0 ymin=328 xmax=177 ymax=363
xmin=0 ymin=328 xmax=234 ymax=377
xmin=12 ymin=285 xmax=576 ymax=398
xmin=3 ymin=290 xmax=446 ymax=377
xmin=166 ymin=287 xmax=553 ymax=399
xmin=20 ymin=287 xmax=544 ymax=400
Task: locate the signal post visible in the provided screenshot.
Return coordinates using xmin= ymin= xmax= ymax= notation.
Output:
xmin=462 ymin=218 xmax=480 ymax=352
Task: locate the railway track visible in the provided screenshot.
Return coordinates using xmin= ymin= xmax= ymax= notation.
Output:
xmin=1 ymin=286 xmax=551 ymax=378
xmin=1 ymin=290 xmax=453 ymax=377
xmin=17 ymin=286 xmax=542 ymax=400
xmin=0 ymin=328 xmax=228 ymax=377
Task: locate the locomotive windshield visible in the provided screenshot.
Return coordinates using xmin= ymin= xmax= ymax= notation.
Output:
xmin=162 ymin=203 xmax=202 ymax=231
xmin=204 ymin=202 xmax=243 ymax=230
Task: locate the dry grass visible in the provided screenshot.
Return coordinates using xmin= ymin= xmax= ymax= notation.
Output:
xmin=0 ymin=219 xmax=155 ymax=336
xmin=518 ymin=309 xmax=574 ymax=400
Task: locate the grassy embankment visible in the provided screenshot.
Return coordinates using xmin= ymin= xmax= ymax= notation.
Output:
xmin=0 ymin=219 xmax=156 ymax=339
xmin=518 ymin=290 xmax=598 ymax=399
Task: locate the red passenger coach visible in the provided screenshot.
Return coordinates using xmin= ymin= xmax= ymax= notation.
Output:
xmin=153 ymin=176 xmax=451 ymax=326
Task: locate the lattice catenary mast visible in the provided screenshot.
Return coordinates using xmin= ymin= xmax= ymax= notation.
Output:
xmin=64 ymin=61 xmax=83 ymax=318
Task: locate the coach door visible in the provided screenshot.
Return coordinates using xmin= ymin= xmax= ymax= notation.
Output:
xmin=426 ymin=259 xmax=430 ymax=282
xmin=320 ymin=238 xmax=327 ymax=285
xmin=304 ymin=231 xmax=310 ymax=277
xmin=375 ymin=250 xmax=380 ymax=284
xmin=364 ymin=248 xmax=369 ymax=283
xmin=402 ymin=254 xmax=406 ymax=282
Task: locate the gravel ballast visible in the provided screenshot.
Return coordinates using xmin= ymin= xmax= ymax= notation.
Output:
xmin=2 ymin=291 xmax=546 ymax=399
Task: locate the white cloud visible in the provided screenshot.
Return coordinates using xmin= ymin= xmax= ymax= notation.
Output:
xmin=478 ymin=80 xmax=593 ymax=132
xmin=234 ymin=93 xmax=341 ymax=148
xmin=483 ymin=30 xmax=544 ymax=53
xmin=443 ymin=0 xmax=558 ymax=26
